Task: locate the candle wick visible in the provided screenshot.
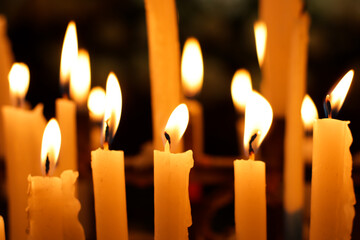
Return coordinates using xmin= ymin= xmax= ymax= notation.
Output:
xmin=164 ymin=132 xmax=171 ymax=145
xmin=61 ymin=81 xmax=70 ymax=99
xmin=324 ymin=95 xmax=332 ymax=119
xmin=248 ymin=133 xmax=258 ymax=160
xmin=45 ymin=155 xmax=50 ymax=176
xmin=104 ymin=119 xmax=110 ymax=150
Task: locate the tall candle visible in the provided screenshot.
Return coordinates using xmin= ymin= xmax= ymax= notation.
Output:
xmin=310 ymin=70 xmax=355 ymax=240
xmin=26 ymin=119 xmax=84 ymax=240
xmin=181 ymin=37 xmax=204 ymax=157
xmin=91 ymin=72 xmax=128 ymax=240
xmin=144 ymin=0 xmax=182 ymax=152
xmin=234 ymin=91 xmax=272 ymax=240
xmin=2 ymin=63 xmax=46 ymax=240
xmin=154 ymin=104 xmax=193 ymax=240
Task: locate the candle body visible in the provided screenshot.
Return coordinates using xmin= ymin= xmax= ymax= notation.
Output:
xmin=144 ymin=0 xmax=183 ymax=152
xmin=56 ymin=99 xmax=77 ymax=175
xmin=91 ymin=148 xmax=128 ymax=240
xmin=309 ymin=119 xmax=355 ymax=240
xmin=184 ymin=99 xmax=203 ymax=158
xmin=234 ymin=159 xmax=266 ymax=240
xmin=154 ymin=144 xmax=193 ymax=240
xmin=27 ymin=170 xmax=85 ymax=240
xmin=0 ymin=216 xmax=5 ymax=240
xmin=2 ymin=104 xmax=45 ymax=240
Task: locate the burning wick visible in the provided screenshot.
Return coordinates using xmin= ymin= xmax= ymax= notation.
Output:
xmin=164 ymin=132 xmax=171 ymax=145
xmin=249 ymin=133 xmax=258 ymax=160
xmin=45 ymin=155 xmax=50 ymax=176
xmin=324 ymin=95 xmax=332 ymax=119
xmin=61 ymin=83 xmax=70 ymax=99
xmin=103 ymin=119 xmax=110 ymax=150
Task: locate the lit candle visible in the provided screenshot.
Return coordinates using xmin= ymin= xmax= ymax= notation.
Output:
xmin=55 ymin=21 xmax=78 ymax=176
xmin=234 ymin=91 xmax=272 ymax=240
xmin=181 ymin=37 xmax=204 ymax=157
xmin=154 ymin=104 xmax=193 ymax=240
xmin=144 ymin=0 xmax=182 ymax=152
xmin=309 ymin=70 xmax=356 ymax=240
xmin=2 ymin=63 xmax=46 ymax=240
xmin=26 ymin=119 xmax=85 ymax=240
xmin=91 ymin=72 xmax=128 ymax=240
xmin=231 ymin=69 xmax=252 ymax=156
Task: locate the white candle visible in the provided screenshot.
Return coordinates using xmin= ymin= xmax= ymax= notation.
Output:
xmin=234 ymin=91 xmax=272 ymax=240
xmin=144 ymin=0 xmax=182 ymax=152
xmin=310 ymin=70 xmax=355 ymax=240
xmin=154 ymin=104 xmax=193 ymax=240
xmin=91 ymin=72 xmax=128 ymax=240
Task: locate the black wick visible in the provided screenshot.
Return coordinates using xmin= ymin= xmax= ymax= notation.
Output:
xmin=45 ymin=155 xmax=50 ymax=176
xmin=324 ymin=95 xmax=332 ymax=119
xmin=249 ymin=133 xmax=258 ymax=159
xmin=164 ymin=132 xmax=171 ymax=145
xmin=104 ymin=119 xmax=110 ymax=147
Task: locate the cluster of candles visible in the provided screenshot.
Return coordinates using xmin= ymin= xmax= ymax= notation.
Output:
xmin=0 ymin=0 xmax=357 ymax=239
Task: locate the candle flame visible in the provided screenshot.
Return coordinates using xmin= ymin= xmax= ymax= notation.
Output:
xmin=41 ymin=118 xmax=61 ymax=176
xmin=60 ymin=21 xmax=78 ymax=91
xmin=181 ymin=37 xmax=204 ymax=97
xmin=244 ymin=91 xmax=273 ymax=156
xmin=70 ymin=49 xmax=91 ymax=105
xmin=164 ymin=103 xmax=189 ymax=150
xmin=301 ymin=94 xmax=318 ymax=131
xmin=88 ymin=87 xmax=106 ymax=122
xmin=103 ymin=72 xmax=122 ymax=145
xmin=327 ymin=69 xmax=354 ymax=117
xmin=231 ymin=69 xmax=252 ymax=113
xmin=254 ymin=21 xmax=267 ymax=68
xmin=8 ymin=62 xmax=30 ymax=105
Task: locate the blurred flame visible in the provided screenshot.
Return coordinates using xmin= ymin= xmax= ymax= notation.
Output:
xmin=328 ymin=69 xmax=354 ymax=115
xmin=8 ymin=62 xmax=30 ymax=103
xmin=254 ymin=21 xmax=267 ymax=67
xmin=88 ymin=87 xmax=106 ymax=122
xmin=41 ymin=119 xmax=61 ymax=176
xmin=244 ymin=91 xmax=273 ymax=156
xmin=181 ymin=37 xmax=204 ymax=97
xmin=70 ymin=49 xmax=91 ymax=105
xmin=164 ymin=103 xmax=189 ymax=149
xmin=231 ymin=69 xmax=252 ymax=113
xmin=103 ymin=72 xmax=122 ymax=142
xmin=60 ymin=21 xmax=78 ymax=88
xmin=301 ymin=95 xmax=318 ymax=131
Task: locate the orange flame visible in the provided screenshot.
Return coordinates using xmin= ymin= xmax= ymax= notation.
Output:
xmin=41 ymin=119 xmax=61 ymax=176
xmin=88 ymin=87 xmax=106 ymax=122
xmin=301 ymin=95 xmax=318 ymax=131
xmin=254 ymin=21 xmax=267 ymax=68
xmin=8 ymin=62 xmax=30 ymax=105
xmin=231 ymin=69 xmax=252 ymax=113
xmin=70 ymin=49 xmax=91 ymax=105
xmin=164 ymin=104 xmax=189 ymax=150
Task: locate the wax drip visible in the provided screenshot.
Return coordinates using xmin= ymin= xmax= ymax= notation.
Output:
xmin=249 ymin=133 xmax=258 ymax=160
xmin=324 ymin=94 xmax=332 ymax=119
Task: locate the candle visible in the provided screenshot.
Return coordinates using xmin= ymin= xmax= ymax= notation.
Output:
xmin=234 ymin=91 xmax=272 ymax=240
xmin=181 ymin=37 xmax=204 ymax=157
xmin=231 ymin=69 xmax=253 ymax=156
xmin=55 ymin=21 xmax=78 ymax=176
xmin=0 ymin=15 xmax=13 ymax=157
xmin=91 ymin=72 xmax=128 ymax=240
xmin=2 ymin=63 xmax=46 ymax=240
xmin=0 ymin=216 xmax=5 ymax=240
xmin=309 ymin=70 xmax=356 ymax=240
xmin=154 ymin=103 xmax=193 ymax=240
xmin=144 ymin=0 xmax=182 ymax=152
xmin=27 ymin=119 xmax=85 ymax=240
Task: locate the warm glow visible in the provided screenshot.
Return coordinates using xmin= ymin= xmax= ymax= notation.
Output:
xmin=88 ymin=87 xmax=106 ymax=122
xmin=41 ymin=118 xmax=61 ymax=176
xmin=328 ymin=69 xmax=354 ymax=115
xmin=231 ymin=69 xmax=253 ymax=113
xmin=254 ymin=21 xmax=267 ymax=67
xmin=8 ymin=62 xmax=30 ymax=103
xmin=70 ymin=49 xmax=91 ymax=105
xmin=60 ymin=21 xmax=78 ymax=88
xmin=301 ymin=95 xmax=318 ymax=131
xmin=164 ymin=103 xmax=189 ymax=149
xmin=244 ymin=91 xmax=273 ymax=156
xmin=181 ymin=37 xmax=204 ymax=97
xmin=103 ymin=72 xmax=122 ymax=141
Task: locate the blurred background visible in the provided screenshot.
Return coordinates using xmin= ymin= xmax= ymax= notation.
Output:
xmin=0 ymin=0 xmax=360 ymax=239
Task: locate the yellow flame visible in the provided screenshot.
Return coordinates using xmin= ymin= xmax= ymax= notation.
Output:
xmin=41 ymin=118 xmax=61 ymax=176
xmin=70 ymin=49 xmax=91 ymax=105
xmin=244 ymin=91 xmax=273 ymax=156
xmin=103 ymin=72 xmax=122 ymax=140
xmin=88 ymin=87 xmax=106 ymax=122
xmin=181 ymin=37 xmax=204 ymax=97
xmin=231 ymin=69 xmax=253 ymax=113
xmin=301 ymin=94 xmax=318 ymax=131
xmin=60 ymin=21 xmax=78 ymax=88
xmin=8 ymin=62 xmax=30 ymax=103
xmin=329 ymin=69 xmax=354 ymax=114
xmin=164 ymin=103 xmax=189 ymax=149
xmin=254 ymin=21 xmax=267 ymax=68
